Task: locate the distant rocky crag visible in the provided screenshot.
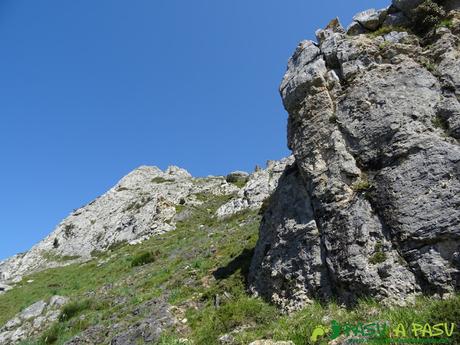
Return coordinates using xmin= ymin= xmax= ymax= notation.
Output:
xmin=249 ymin=0 xmax=460 ymax=311
xmin=0 ymin=158 xmax=292 ymax=292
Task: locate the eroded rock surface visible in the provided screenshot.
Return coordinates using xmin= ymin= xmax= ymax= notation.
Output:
xmin=250 ymin=1 xmax=460 ymax=310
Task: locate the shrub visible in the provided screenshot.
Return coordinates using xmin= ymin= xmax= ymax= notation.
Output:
xmin=369 ymin=252 xmax=387 ymax=264
xmin=130 ymin=251 xmax=158 ymax=267
xmin=329 ymin=115 xmax=338 ymax=124
xmin=438 ymin=18 xmax=454 ymax=29
xmin=352 ymin=176 xmax=372 ymax=192
xmin=40 ymin=323 xmax=64 ymax=344
xmin=368 ymin=25 xmax=408 ymax=38
xmin=59 ymin=299 xmax=92 ymax=322
xmin=226 ymin=174 xmax=249 ymax=189
xmin=151 ymin=177 xmax=174 ymax=183
xmin=411 ymin=0 xmax=446 ymax=33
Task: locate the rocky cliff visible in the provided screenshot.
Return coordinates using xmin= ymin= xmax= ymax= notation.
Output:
xmin=249 ymin=0 xmax=460 ymax=311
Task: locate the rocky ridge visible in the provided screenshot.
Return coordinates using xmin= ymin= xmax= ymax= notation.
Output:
xmin=249 ymin=0 xmax=460 ymax=311
xmin=0 ymin=158 xmax=291 ymax=292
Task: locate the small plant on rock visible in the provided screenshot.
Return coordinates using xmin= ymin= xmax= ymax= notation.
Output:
xmin=411 ymin=0 xmax=446 ymax=34
xmin=352 ymin=175 xmax=372 ymax=192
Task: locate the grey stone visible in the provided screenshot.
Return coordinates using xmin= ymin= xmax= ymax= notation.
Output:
xmin=3 ymin=317 xmax=21 ymax=331
xmin=226 ymin=171 xmax=249 ymax=181
xmin=0 ymin=296 xmax=70 ymax=344
xmin=217 ymin=157 xmax=294 ymax=218
xmin=110 ymin=299 xmax=174 ymax=345
xmin=219 ymin=333 xmax=235 ymax=344
xmin=250 ymin=8 xmax=460 ymax=310
xmin=48 ymin=295 xmax=69 ymax=308
xmin=64 ymin=325 xmax=107 ymax=345
xmin=0 ymin=283 xmax=12 ymax=294
xmin=383 ymin=31 xmax=409 ymax=43
xmin=346 ymin=22 xmax=366 ymax=36
xmin=20 ymin=300 xmax=47 ymax=321
xmin=352 ymin=9 xmax=386 ymax=31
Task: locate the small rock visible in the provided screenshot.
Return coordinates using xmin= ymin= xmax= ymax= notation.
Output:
xmin=0 ymin=283 xmax=12 ymax=293
xmin=219 ymin=333 xmax=235 ymax=344
xmin=49 ymin=295 xmax=69 ymax=308
xmin=383 ymin=31 xmax=409 ymax=43
xmin=4 ymin=317 xmax=21 ymax=331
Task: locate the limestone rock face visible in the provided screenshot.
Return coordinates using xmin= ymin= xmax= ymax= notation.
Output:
xmin=250 ymin=4 xmax=460 ymax=310
xmin=0 ymin=160 xmax=287 ymax=288
xmin=216 ymin=157 xmax=294 ymax=218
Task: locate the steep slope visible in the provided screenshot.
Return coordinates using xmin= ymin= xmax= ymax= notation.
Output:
xmin=250 ymin=0 xmax=460 ymax=311
xmin=0 ymin=159 xmax=291 ymax=293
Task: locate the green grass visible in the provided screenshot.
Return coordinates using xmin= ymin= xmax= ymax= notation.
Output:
xmin=438 ymin=18 xmax=454 ymax=29
xmin=130 ymin=250 xmax=159 ymax=267
xmin=229 ymin=179 xmax=248 ymax=189
xmin=369 ymin=251 xmax=387 ymax=265
xmin=59 ymin=299 xmax=92 ymax=322
xmin=352 ymin=175 xmax=372 ymax=192
xmin=2 ymin=191 xmax=460 ymax=345
xmin=226 ymin=175 xmax=249 ymax=189
xmin=41 ymin=252 xmax=80 ymax=263
xmin=151 ymin=177 xmax=175 ymax=183
xmin=366 ymin=25 xmax=408 ymax=38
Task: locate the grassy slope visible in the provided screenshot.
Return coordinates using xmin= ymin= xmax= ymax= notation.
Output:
xmin=0 ymin=192 xmax=458 ymax=345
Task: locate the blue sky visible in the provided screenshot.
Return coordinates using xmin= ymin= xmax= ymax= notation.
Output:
xmin=0 ymin=0 xmax=388 ymax=260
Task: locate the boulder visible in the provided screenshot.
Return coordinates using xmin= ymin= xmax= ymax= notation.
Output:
xmin=19 ymin=300 xmax=47 ymax=321
xmin=352 ymin=8 xmax=387 ymax=30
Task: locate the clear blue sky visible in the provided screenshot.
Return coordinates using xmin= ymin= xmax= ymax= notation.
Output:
xmin=0 ymin=0 xmax=388 ymax=260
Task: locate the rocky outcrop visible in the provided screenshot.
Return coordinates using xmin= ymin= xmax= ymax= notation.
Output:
xmin=0 ymin=160 xmax=290 ymax=290
xmin=216 ymin=157 xmax=294 ymax=218
xmin=0 ymin=296 xmax=68 ymax=344
xmin=250 ymin=1 xmax=460 ymax=310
